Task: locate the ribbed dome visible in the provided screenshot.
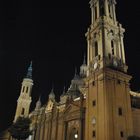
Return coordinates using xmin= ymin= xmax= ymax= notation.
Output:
xmin=67 ymin=83 xmax=81 ymax=99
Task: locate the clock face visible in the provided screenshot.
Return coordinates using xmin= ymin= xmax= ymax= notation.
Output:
xmin=94 ymin=62 xmax=98 ymax=70
xmin=92 ymin=117 xmax=96 ymax=125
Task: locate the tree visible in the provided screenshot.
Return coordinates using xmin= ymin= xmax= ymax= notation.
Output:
xmin=128 ymin=135 xmax=140 ymax=140
xmin=8 ymin=117 xmax=32 ymax=140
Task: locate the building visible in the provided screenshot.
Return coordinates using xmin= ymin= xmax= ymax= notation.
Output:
xmin=1 ymin=0 xmax=140 ymax=140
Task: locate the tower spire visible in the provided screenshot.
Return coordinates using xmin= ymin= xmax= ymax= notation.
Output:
xmin=62 ymin=86 xmax=66 ymax=95
xmin=35 ymin=95 xmax=42 ymax=110
xmin=83 ymin=54 xmax=86 ymax=65
xmin=74 ymin=67 xmax=77 ymax=76
xmin=85 ymin=0 xmax=132 ymax=139
xmin=14 ymin=61 xmax=34 ymax=122
xmin=86 ymin=0 xmax=127 ymax=73
xmin=49 ymin=85 xmax=55 ymax=101
xmin=26 ymin=61 xmax=32 ymax=79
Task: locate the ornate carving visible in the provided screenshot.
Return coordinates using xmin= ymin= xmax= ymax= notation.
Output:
xmin=45 ymin=100 xmax=54 ymax=113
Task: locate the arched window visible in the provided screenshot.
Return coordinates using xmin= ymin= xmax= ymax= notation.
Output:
xmin=22 ymin=86 xmax=25 ymax=92
xmin=21 ymin=108 xmax=25 ymax=115
xmin=99 ymin=0 xmax=104 ymax=16
xmin=111 ymin=40 xmax=114 ymax=55
xmin=95 ymin=6 xmax=97 ymax=20
xmin=108 ymin=4 xmax=112 ymax=18
xmin=70 ymin=128 xmax=78 ymax=140
xmin=26 ymin=87 xmax=29 ymax=93
xmin=95 ymin=41 xmax=98 ymax=57
xmin=118 ymin=107 xmax=122 ymax=116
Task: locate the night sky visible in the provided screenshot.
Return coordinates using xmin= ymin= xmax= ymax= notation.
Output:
xmin=0 ymin=0 xmax=140 ymax=132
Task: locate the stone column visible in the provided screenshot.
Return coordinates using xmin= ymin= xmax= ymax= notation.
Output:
xmin=104 ymin=0 xmax=109 ymax=17
xmin=112 ymin=4 xmax=117 ymax=22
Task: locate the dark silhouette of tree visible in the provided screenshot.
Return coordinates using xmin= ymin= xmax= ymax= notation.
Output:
xmin=128 ymin=135 xmax=140 ymax=140
xmin=8 ymin=117 xmax=32 ymax=140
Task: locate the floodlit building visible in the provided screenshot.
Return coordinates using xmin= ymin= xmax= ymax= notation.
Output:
xmin=1 ymin=0 xmax=140 ymax=140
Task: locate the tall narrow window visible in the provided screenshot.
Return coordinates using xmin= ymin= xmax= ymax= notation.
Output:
xmin=100 ymin=0 xmax=104 ymax=16
xmin=26 ymin=87 xmax=29 ymax=93
xmin=92 ymin=81 xmax=95 ymax=86
xmin=95 ymin=6 xmax=97 ymax=20
xmin=21 ymin=108 xmax=25 ymax=115
xmin=93 ymin=130 xmax=96 ymax=137
xmin=108 ymin=53 xmax=111 ymax=59
xmin=108 ymin=4 xmax=112 ymax=18
xmin=93 ymin=100 xmax=96 ymax=106
xmin=111 ymin=40 xmax=114 ymax=55
xmin=120 ymin=131 xmax=124 ymax=137
xmin=95 ymin=42 xmax=98 ymax=57
xmin=108 ymin=5 xmax=110 ymax=15
xmin=22 ymin=86 xmax=25 ymax=92
xmin=118 ymin=107 xmax=122 ymax=116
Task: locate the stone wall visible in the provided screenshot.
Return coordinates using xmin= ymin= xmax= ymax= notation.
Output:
xmin=132 ymin=108 xmax=140 ymax=137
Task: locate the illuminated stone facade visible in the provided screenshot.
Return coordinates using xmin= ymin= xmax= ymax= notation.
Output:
xmin=14 ymin=62 xmax=33 ymax=122
xmin=1 ymin=0 xmax=140 ymax=140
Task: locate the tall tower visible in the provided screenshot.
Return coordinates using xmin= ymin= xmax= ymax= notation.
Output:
xmin=85 ymin=0 xmax=133 ymax=140
xmin=14 ymin=62 xmax=33 ymax=122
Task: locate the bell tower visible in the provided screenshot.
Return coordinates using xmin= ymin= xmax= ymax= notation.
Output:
xmin=86 ymin=0 xmax=127 ymax=74
xmin=85 ymin=0 xmax=133 ymax=140
xmin=14 ymin=62 xmax=33 ymax=122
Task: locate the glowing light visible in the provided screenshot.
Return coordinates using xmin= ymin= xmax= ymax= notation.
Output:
xmin=74 ymin=134 xmax=78 ymax=139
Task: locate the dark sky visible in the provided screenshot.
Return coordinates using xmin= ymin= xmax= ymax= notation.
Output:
xmin=0 ymin=0 xmax=140 ymax=132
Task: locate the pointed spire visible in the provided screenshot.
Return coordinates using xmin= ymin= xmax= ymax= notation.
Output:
xmin=49 ymin=85 xmax=55 ymax=100
xmin=26 ymin=61 xmax=32 ymax=79
xmin=75 ymin=67 xmax=77 ymax=76
xmin=50 ymin=83 xmax=54 ymax=94
xmin=62 ymin=86 xmax=66 ymax=95
xmin=51 ymin=87 xmax=54 ymax=93
xmin=63 ymin=86 xmax=66 ymax=93
xmin=83 ymin=54 xmax=86 ymax=65
xmin=38 ymin=95 xmax=41 ymax=102
xmin=73 ymin=67 xmax=80 ymax=80
xmin=35 ymin=95 xmax=41 ymax=110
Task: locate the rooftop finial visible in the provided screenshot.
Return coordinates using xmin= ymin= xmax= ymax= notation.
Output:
xmin=35 ymin=95 xmax=41 ymax=110
xmin=51 ymin=83 xmax=54 ymax=92
xmin=75 ymin=67 xmax=77 ymax=76
xmin=49 ymin=84 xmax=55 ymax=100
xmin=26 ymin=61 xmax=32 ymax=79
xmin=63 ymin=86 xmax=66 ymax=94
xmin=39 ymin=95 xmax=41 ymax=102
xmin=83 ymin=54 xmax=86 ymax=64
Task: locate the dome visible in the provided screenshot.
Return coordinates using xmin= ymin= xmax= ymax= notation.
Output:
xmin=67 ymin=83 xmax=81 ymax=99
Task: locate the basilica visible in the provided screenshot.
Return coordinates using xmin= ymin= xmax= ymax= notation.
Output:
xmin=1 ymin=0 xmax=140 ymax=140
